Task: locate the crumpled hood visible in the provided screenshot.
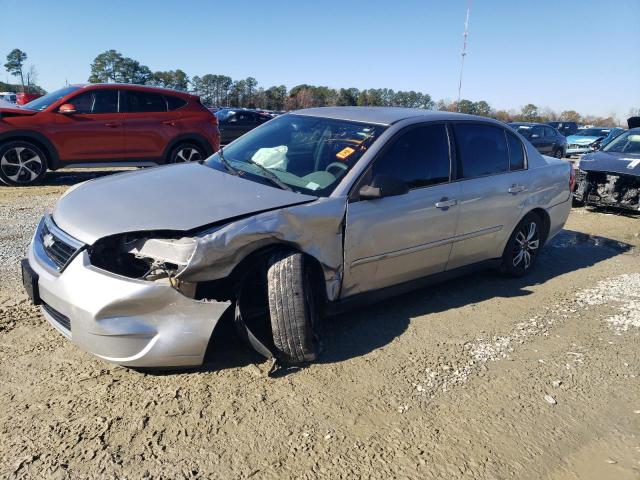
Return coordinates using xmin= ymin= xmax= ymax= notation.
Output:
xmin=53 ymin=163 xmax=317 ymax=244
xmin=566 ymin=135 xmax=601 ymax=145
xmin=579 ymin=151 xmax=640 ymax=176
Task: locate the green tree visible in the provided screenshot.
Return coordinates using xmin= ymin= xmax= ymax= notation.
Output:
xmin=152 ymin=69 xmax=189 ymax=91
xmin=5 ymin=49 xmax=27 ymax=90
xmin=457 ymin=99 xmax=476 ymax=114
xmin=474 ymin=100 xmax=492 ymax=116
xmin=520 ymin=104 xmax=539 ymax=122
xmin=89 ymin=50 xmax=124 ymax=83
xmin=559 ymin=110 xmax=581 ymax=123
xmin=337 ymin=88 xmax=359 ymax=106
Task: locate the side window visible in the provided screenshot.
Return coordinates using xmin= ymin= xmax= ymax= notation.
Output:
xmin=531 ymin=125 xmax=544 ymax=137
xmin=237 ymin=112 xmax=255 ymax=124
xmin=371 ymin=124 xmax=450 ymax=189
xmin=544 ymin=127 xmax=556 ymax=137
xmin=165 ymin=95 xmax=187 ymax=111
xmin=126 ymin=91 xmax=167 ymax=112
xmin=71 ymin=90 xmax=119 ymax=114
xmin=506 ymin=132 xmax=526 ymax=170
xmin=453 ymin=123 xmax=509 ymax=179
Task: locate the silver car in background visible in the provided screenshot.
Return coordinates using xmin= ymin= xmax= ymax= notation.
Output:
xmin=22 ymin=107 xmax=573 ymax=368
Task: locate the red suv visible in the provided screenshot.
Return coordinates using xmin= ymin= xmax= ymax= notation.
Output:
xmin=0 ymin=84 xmax=220 ymax=186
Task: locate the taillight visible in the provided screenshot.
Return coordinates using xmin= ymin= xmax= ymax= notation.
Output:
xmin=569 ymin=165 xmax=576 ymax=192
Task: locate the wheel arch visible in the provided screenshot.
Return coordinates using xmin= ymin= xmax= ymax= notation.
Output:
xmin=524 ymin=207 xmax=551 ymax=246
xmin=163 ymin=133 xmax=215 ymax=164
xmin=0 ymin=130 xmax=60 ymax=170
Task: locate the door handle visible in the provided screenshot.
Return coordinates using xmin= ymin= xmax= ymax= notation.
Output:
xmin=161 ymin=120 xmax=177 ymax=126
xmin=104 ymin=122 xmax=122 ymax=128
xmin=435 ymin=198 xmax=457 ymax=209
xmin=508 ymin=184 xmax=526 ymax=194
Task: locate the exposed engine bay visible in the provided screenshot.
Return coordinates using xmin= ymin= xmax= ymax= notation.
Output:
xmin=575 ymin=170 xmax=640 ymax=211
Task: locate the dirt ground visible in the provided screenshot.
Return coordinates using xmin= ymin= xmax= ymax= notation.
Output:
xmin=0 ymin=170 xmax=639 ymax=479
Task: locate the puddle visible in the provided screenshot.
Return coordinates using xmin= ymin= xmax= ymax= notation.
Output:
xmin=550 ymin=231 xmax=633 ymax=254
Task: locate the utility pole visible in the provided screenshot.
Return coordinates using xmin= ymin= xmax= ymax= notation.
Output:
xmin=457 ymin=1 xmax=472 ymax=107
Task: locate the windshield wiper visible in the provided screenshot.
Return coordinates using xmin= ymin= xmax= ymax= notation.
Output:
xmin=245 ymin=158 xmax=293 ymax=192
xmin=215 ymin=147 xmax=239 ymax=175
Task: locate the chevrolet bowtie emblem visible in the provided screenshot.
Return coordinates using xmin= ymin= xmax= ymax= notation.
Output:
xmin=43 ymin=233 xmax=55 ymax=249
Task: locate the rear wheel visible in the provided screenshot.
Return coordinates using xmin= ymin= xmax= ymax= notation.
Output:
xmin=500 ymin=212 xmax=543 ymax=277
xmin=0 ymin=141 xmax=48 ymax=186
xmin=267 ymin=251 xmax=321 ymax=364
xmin=168 ymin=142 xmax=205 ymax=163
xmin=553 ymin=148 xmax=563 ymax=159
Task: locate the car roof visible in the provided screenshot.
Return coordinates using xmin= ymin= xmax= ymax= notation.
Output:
xmin=291 ymin=106 xmax=498 ymax=126
xmin=72 ymin=83 xmax=193 ymax=98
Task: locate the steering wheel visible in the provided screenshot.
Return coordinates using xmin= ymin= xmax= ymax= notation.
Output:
xmin=325 ymin=162 xmax=349 ymax=176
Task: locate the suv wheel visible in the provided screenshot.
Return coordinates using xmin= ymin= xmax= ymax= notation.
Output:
xmin=500 ymin=212 xmax=543 ymax=277
xmin=267 ymin=251 xmax=321 ymax=364
xmin=169 ymin=142 xmax=205 ymax=163
xmin=553 ymin=148 xmax=563 ymax=159
xmin=0 ymin=141 xmax=47 ymax=186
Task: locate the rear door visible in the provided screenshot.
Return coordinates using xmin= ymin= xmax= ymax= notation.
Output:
xmin=342 ymin=123 xmax=461 ymax=297
xmin=446 ymin=123 xmax=528 ymax=270
xmin=48 ymin=88 xmax=127 ymax=161
xmin=122 ymin=90 xmax=183 ymax=160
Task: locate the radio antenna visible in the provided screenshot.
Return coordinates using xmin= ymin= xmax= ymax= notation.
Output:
xmin=457 ymin=1 xmax=472 ymax=107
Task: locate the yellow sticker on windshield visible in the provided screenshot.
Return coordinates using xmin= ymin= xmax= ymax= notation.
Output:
xmin=336 ymin=147 xmax=356 ymax=160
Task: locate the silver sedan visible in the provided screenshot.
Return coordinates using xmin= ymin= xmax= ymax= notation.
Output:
xmin=22 ymin=107 xmax=573 ymax=368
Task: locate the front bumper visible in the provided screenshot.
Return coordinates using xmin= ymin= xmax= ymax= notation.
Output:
xmin=26 ymin=217 xmax=230 ymax=368
xmin=566 ymin=145 xmax=593 ymax=156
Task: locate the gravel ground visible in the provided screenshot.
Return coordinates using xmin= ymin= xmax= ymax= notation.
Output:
xmin=0 ymin=170 xmax=639 ymax=479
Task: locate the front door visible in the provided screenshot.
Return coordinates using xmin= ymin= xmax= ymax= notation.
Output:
xmin=49 ymin=89 xmax=127 ymax=162
xmin=342 ymin=123 xmax=460 ymax=297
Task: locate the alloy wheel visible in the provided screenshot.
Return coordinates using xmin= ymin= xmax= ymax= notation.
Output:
xmin=0 ymin=146 xmax=44 ymax=184
xmin=512 ymin=221 xmax=540 ymax=270
xmin=174 ymin=147 xmax=202 ymax=163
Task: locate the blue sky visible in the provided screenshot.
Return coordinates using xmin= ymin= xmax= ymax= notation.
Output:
xmin=1 ymin=0 xmax=638 ymax=119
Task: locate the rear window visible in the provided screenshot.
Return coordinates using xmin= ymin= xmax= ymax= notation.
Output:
xmin=453 ymin=123 xmax=509 ymax=179
xmin=507 ymin=132 xmax=526 ymax=170
xmin=126 ymin=91 xmax=166 ymax=112
xmin=166 ymin=95 xmax=186 ymax=111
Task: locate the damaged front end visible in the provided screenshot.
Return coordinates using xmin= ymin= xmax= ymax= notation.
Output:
xmin=574 ymin=170 xmax=640 ymax=211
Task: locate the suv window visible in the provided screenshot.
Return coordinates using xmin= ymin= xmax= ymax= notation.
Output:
xmin=71 ymin=90 xmax=119 ymax=114
xmin=506 ymin=132 xmax=526 ymax=170
xmin=371 ymin=124 xmax=450 ymax=189
xmin=166 ymin=95 xmax=187 ymax=111
xmin=544 ymin=127 xmax=556 ymax=137
xmin=453 ymin=123 xmax=509 ymax=178
xmin=236 ymin=112 xmax=256 ymax=123
xmin=126 ymin=91 xmax=166 ymax=112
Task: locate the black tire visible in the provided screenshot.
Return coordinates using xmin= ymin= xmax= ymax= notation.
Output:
xmin=0 ymin=141 xmax=48 ymax=186
xmin=267 ymin=251 xmax=320 ymax=364
xmin=168 ymin=142 xmax=205 ymax=163
xmin=500 ymin=212 xmax=543 ymax=277
xmin=553 ymin=148 xmax=563 ymax=159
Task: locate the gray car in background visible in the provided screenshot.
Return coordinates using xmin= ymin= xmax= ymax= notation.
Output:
xmin=22 ymin=107 xmax=572 ymax=369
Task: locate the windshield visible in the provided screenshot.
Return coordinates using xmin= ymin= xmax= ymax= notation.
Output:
xmin=602 ymin=130 xmax=640 ymax=154
xmin=575 ymin=128 xmax=609 ymax=137
xmin=22 ymin=86 xmax=79 ymax=111
xmin=204 ymin=114 xmax=386 ymax=196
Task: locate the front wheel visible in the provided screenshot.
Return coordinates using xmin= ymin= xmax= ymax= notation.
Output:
xmin=500 ymin=212 xmax=543 ymax=277
xmin=0 ymin=141 xmax=48 ymax=186
xmin=267 ymin=251 xmax=321 ymax=364
xmin=553 ymin=148 xmax=564 ymax=159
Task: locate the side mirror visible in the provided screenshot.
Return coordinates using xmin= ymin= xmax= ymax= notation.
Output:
xmin=59 ymin=103 xmax=76 ymax=114
xmin=358 ymin=174 xmax=409 ymax=200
